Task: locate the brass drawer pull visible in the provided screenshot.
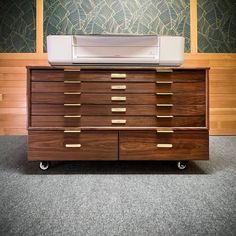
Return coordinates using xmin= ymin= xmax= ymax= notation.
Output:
xmin=64 ymin=104 xmax=81 ymax=106
xmin=157 ymin=144 xmax=173 ymax=148
xmin=157 ymin=130 xmax=174 ymax=133
xmin=156 ymin=104 xmax=173 ymax=107
xmin=64 ymin=115 xmax=81 ymax=118
xmin=111 ymin=108 xmax=126 ymax=113
xmin=65 ymin=144 xmax=81 ymax=148
xmin=156 ymin=69 xmax=173 ymax=73
xmin=111 ymin=85 xmax=126 ymax=90
xmin=64 ymin=92 xmax=81 ymax=95
xmin=112 ymin=119 xmax=126 ymax=124
xmin=156 ymin=81 xmax=173 ymax=84
xmin=64 ymin=68 xmax=80 ymax=72
xmin=64 ymin=130 xmax=81 ymax=133
xmin=64 ymin=81 xmax=81 ymax=84
xmin=156 ymin=115 xmax=174 ymax=118
xmin=156 ymin=92 xmax=173 ymax=96
xmin=111 ymin=73 xmax=126 ymax=79
xmin=111 ymin=96 xmax=126 ymax=101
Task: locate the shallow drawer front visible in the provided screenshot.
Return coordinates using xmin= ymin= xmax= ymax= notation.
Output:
xmin=120 ymin=130 xmax=209 ymax=160
xmin=80 ymin=116 xmax=205 ymax=127
xmin=32 ymin=82 xmax=81 ymax=93
xmin=81 ymin=82 xmax=204 ymax=94
xmin=31 ymin=70 xmax=64 ymax=81
xmin=31 ymin=104 xmax=81 ymax=115
xmin=64 ymin=69 xmax=205 ymax=82
xmin=65 ymin=70 xmax=158 ymax=82
xmin=31 ymin=93 xmax=205 ymax=105
xmin=31 ymin=116 xmax=82 ymax=127
xmin=31 ymin=104 xmax=205 ymax=117
xmin=28 ymin=130 xmax=118 ymax=161
xmin=82 ymin=105 xmax=205 ymax=116
xmin=32 ymin=93 xmax=81 ymax=104
xmin=81 ymin=94 xmax=205 ymax=105
xmin=30 ymin=115 xmax=205 ymax=127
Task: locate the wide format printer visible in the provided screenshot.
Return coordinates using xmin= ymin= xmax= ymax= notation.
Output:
xmin=47 ymin=35 xmax=185 ymax=66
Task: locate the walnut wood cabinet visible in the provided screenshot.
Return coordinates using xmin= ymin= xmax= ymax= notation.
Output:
xmin=27 ymin=67 xmax=209 ymax=170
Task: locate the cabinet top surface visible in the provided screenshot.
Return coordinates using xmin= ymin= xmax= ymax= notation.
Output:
xmin=27 ymin=66 xmax=210 ymax=70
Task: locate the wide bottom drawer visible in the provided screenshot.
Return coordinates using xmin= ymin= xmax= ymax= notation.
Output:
xmin=120 ymin=130 xmax=209 ymax=160
xmin=28 ymin=130 xmax=118 ymax=161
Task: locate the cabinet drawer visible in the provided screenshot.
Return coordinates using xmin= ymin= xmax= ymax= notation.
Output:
xmin=31 ymin=104 xmax=81 ymax=115
xmin=30 ymin=115 xmax=205 ymax=127
xmin=120 ymin=130 xmax=209 ymax=160
xmin=65 ymin=70 xmax=158 ymax=82
xmin=31 ymin=70 xmax=64 ymax=81
xmin=65 ymin=70 xmax=205 ymax=82
xmin=82 ymin=105 xmax=205 ymax=116
xmin=28 ymin=130 xmax=118 ymax=161
xmin=31 ymin=69 xmax=205 ymax=83
xmin=32 ymin=93 xmax=81 ymax=104
xmin=80 ymin=116 xmax=205 ymax=127
xmin=31 ymin=115 xmax=82 ymax=127
xmin=81 ymin=94 xmax=205 ymax=105
xmin=31 ymin=93 xmax=205 ymax=105
xmin=32 ymin=82 xmax=81 ymax=93
xmin=81 ymin=82 xmax=204 ymax=94
xmin=31 ymin=104 xmax=205 ymax=116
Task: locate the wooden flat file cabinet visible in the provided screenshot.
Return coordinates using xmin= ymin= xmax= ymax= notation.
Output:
xmin=27 ymin=67 xmax=209 ymax=170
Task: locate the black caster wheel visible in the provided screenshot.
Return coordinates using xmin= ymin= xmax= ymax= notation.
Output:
xmin=177 ymin=161 xmax=188 ymax=170
xmin=39 ymin=161 xmax=51 ymax=170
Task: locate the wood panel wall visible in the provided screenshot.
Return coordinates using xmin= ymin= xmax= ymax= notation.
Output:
xmin=0 ymin=0 xmax=235 ymax=135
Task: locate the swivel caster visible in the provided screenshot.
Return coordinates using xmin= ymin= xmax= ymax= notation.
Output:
xmin=39 ymin=161 xmax=51 ymax=171
xmin=177 ymin=161 xmax=188 ymax=170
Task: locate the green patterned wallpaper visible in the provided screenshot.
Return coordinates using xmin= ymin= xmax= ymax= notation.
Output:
xmin=0 ymin=0 xmax=36 ymax=52
xmin=198 ymin=0 xmax=236 ymax=53
xmin=44 ymin=0 xmax=190 ymax=52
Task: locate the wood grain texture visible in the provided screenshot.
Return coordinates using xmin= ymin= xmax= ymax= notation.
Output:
xmin=120 ymin=130 xmax=209 ymax=160
xmin=0 ymin=54 xmax=235 ymax=135
xmin=28 ymin=130 xmax=118 ymax=161
xmin=31 ymin=104 xmax=205 ymax=116
xmin=30 ymin=115 xmax=205 ymax=128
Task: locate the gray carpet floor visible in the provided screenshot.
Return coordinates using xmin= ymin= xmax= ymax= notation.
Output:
xmin=0 ymin=136 xmax=236 ymax=236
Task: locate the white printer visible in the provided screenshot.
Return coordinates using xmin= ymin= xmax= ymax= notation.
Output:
xmin=47 ymin=35 xmax=184 ymax=66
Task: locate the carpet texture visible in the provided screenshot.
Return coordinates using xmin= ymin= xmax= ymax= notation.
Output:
xmin=0 ymin=136 xmax=236 ymax=236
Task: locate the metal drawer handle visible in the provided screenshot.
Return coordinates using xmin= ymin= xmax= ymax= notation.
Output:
xmin=112 ymin=119 xmax=126 ymax=124
xmin=64 ymin=104 xmax=81 ymax=106
xmin=157 ymin=130 xmax=174 ymax=133
xmin=111 ymin=85 xmax=126 ymax=90
xmin=157 ymin=144 xmax=173 ymax=148
xmin=64 ymin=81 xmax=81 ymax=84
xmin=156 ymin=81 xmax=173 ymax=84
xmin=64 ymin=92 xmax=81 ymax=95
xmin=156 ymin=115 xmax=174 ymax=118
xmin=64 ymin=115 xmax=81 ymax=118
xmin=156 ymin=92 xmax=173 ymax=96
xmin=156 ymin=104 xmax=173 ymax=107
xmin=111 ymin=96 xmax=126 ymax=101
xmin=111 ymin=108 xmax=126 ymax=113
xmin=156 ymin=69 xmax=173 ymax=73
xmin=111 ymin=73 xmax=126 ymax=79
xmin=64 ymin=68 xmax=80 ymax=72
xmin=64 ymin=130 xmax=81 ymax=133
xmin=65 ymin=144 xmax=81 ymax=148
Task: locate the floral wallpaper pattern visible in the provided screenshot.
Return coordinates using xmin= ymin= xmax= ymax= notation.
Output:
xmin=198 ymin=0 xmax=236 ymax=53
xmin=44 ymin=0 xmax=190 ymax=52
xmin=0 ymin=0 xmax=36 ymax=52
